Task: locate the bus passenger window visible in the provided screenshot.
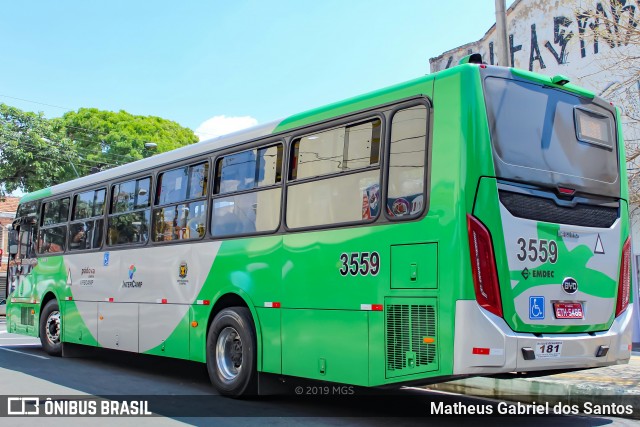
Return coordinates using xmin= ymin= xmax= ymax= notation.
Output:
xmin=38 ymin=198 xmax=70 ymax=255
xmin=212 ymin=144 xmax=283 ymax=237
xmin=152 ymin=162 xmax=209 ymax=243
xmin=386 ymin=105 xmax=428 ymax=219
xmin=69 ymin=188 xmax=105 ymax=251
xmin=286 ymin=119 xmax=381 ymax=229
xmin=108 ymin=177 xmax=151 ymax=246
xmin=38 ymin=226 xmax=66 ymax=254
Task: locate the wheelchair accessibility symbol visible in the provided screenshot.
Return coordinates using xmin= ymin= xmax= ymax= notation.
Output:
xmin=529 ymin=296 xmax=545 ymax=320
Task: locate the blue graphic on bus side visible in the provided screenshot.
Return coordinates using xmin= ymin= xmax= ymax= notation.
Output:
xmin=103 ymin=252 xmax=110 ymax=267
xmin=529 ymin=296 xmax=545 ymax=320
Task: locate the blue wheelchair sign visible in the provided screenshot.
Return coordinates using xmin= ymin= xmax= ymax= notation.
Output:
xmin=103 ymin=252 xmax=110 ymax=266
xmin=529 ymin=296 xmax=545 ymax=320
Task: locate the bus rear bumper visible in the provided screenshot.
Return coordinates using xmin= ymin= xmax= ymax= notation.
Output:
xmin=452 ymin=300 xmax=633 ymax=375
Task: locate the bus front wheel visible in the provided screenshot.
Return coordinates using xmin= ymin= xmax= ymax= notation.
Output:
xmin=207 ymin=307 xmax=257 ymax=397
xmin=40 ymin=300 xmax=62 ymax=356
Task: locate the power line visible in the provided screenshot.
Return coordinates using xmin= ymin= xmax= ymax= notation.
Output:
xmin=0 ymin=94 xmax=71 ymax=111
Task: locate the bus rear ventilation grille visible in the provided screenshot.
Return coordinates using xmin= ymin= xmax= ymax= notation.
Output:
xmin=386 ymin=304 xmax=436 ymax=371
xmin=499 ymin=191 xmax=618 ymax=228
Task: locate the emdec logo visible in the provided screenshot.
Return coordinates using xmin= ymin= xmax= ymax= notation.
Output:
xmin=8 ymin=397 xmax=40 ymax=415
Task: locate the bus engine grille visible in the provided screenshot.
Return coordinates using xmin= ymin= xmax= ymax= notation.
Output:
xmin=499 ymin=191 xmax=618 ymax=228
xmin=386 ymin=302 xmax=437 ymax=377
xmin=21 ymin=307 xmax=35 ymax=326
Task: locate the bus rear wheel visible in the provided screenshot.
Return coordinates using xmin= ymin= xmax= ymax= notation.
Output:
xmin=207 ymin=307 xmax=257 ymax=397
xmin=40 ymin=300 xmax=62 ymax=356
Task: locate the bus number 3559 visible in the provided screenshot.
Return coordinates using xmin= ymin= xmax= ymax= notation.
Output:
xmin=339 ymin=252 xmax=380 ymax=276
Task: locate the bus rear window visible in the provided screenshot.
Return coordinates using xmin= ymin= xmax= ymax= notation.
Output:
xmin=484 ymin=77 xmax=619 ymax=195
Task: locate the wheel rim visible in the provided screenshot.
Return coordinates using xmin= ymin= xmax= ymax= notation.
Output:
xmin=46 ymin=310 xmax=61 ymax=345
xmin=216 ymin=326 xmax=243 ymax=382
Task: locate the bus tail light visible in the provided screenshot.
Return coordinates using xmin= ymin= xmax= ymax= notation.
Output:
xmin=615 ymin=238 xmax=631 ymax=317
xmin=467 ymin=214 xmax=503 ymax=318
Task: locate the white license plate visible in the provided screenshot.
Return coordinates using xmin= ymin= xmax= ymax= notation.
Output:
xmin=535 ymin=341 xmax=563 ymax=359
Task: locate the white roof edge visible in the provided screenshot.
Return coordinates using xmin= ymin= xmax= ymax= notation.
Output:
xmin=39 ymin=120 xmax=282 ymax=197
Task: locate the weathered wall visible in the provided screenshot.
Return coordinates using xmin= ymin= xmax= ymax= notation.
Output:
xmin=430 ymin=0 xmax=639 ymax=88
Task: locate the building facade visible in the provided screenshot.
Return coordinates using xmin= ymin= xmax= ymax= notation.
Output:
xmin=0 ymin=197 xmax=18 ymax=272
xmin=430 ymin=0 xmax=640 ymax=341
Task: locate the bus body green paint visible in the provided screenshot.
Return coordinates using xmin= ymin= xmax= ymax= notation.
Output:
xmin=7 ymin=63 xmax=632 ymax=393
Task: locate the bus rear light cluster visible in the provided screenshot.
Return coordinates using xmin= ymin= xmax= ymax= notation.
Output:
xmin=467 ymin=214 xmax=503 ymax=318
xmin=615 ymin=238 xmax=631 ymax=317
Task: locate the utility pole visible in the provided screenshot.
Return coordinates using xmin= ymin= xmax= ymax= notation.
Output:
xmin=495 ymin=0 xmax=509 ymax=67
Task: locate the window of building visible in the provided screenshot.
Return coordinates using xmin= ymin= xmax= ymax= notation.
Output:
xmin=69 ymin=188 xmax=106 ymax=251
xmin=153 ymin=161 xmax=209 ymax=242
xmin=212 ymin=144 xmax=283 ymax=237
xmin=286 ymin=119 xmax=381 ymax=229
xmin=386 ymin=105 xmax=428 ymax=219
xmin=107 ymin=177 xmax=151 ymax=246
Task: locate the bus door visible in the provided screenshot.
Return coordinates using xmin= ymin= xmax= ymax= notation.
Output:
xmin=7 ymin=217 xmax=38 ymax=302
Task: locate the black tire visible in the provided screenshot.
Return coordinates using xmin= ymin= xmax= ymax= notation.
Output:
xmin=206 ymin=307 xmax=257 ymax=397
xmin=40 ymin=300 xmax=62 ymax=356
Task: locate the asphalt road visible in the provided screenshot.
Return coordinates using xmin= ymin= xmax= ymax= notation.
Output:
xmin=0 ymin=318 xmax=636 ymax=427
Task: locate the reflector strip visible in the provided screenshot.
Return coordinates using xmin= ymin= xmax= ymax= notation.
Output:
xmin=558 ymin=187 xmax=575 ymax=195
xmin=360 ymin=304 xmax=384 ymax=311
xmin=106 ymin=297 xmax=114 ymax=303
xmin=472 ymin=347 xmax=490 ymax=355
xmin=64 ymin=297 xmax=73 ymax=301
xmin=156 ymin=299 xmax=168 ymax=304
xmin=196 ymin=300 xmax=210 ymax=305
xmin=264 ymin=302 xmax=281 ymax=308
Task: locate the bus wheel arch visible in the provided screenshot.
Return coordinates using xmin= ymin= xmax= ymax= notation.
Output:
xmin=39 ymin=296 xmax=62 ymax=357
xmin=206 ymin=294 xmax=258 ymax=397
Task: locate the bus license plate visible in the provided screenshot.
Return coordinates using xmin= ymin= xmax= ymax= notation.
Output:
xmin=554 ymin=302 xmax=583 ymax=319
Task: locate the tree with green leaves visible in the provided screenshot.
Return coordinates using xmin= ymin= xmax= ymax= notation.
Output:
xmin=0 ymin=103 xmax=78 ymax=197
xmin=61 ymin=108 xmax=198 ymax=175
xmin=0 ymin=105 xmax=199 ymax=198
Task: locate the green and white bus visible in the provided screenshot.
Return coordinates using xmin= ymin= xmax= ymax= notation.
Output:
xmin=6 ymin=58 xmax=634 ymax=396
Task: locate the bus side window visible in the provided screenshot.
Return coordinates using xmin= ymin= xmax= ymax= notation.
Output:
xmin=286 ymin=120 xmax=381 ymax=229
xmin=69 ymin=188 xmax=105 ymax=251
xmin=212 ymin=145 xmax=282 ymax=237
xmin=152 ymin=162 xmax=209 ymax=243
xmin=38 ymin=197 xmax=70 ymax=255
xmin=386 ymin=105 xmax=428 ymax=219
xmin=107 ymin=178 xmax=151 ymax=246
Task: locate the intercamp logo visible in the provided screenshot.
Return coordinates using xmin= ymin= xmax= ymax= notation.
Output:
xmin=8 ymin=397 xmax=40 ymax=415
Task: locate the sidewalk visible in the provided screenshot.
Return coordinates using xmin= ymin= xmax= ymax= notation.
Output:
xmin=426 ymin=349 xmax=640 ymax=416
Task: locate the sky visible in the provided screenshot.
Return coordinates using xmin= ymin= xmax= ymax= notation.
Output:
xmin=1 ymin=1 xmax=515 ymax=140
